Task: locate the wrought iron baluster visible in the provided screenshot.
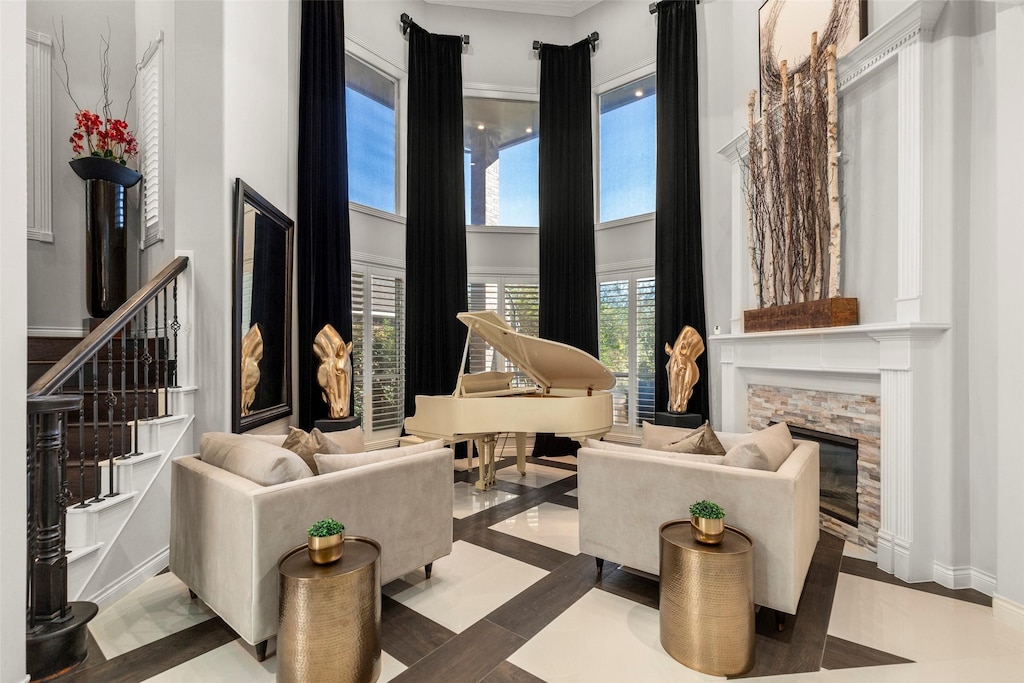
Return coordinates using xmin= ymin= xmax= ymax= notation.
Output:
xmin=26 ymin=413 xmax=36 ymax=631
xmin=74 ymin=367 xmax=89 ymax=508
xmin=119 ymin=330 xmax=129 ymax=460
xmin=90 ymin=355 xmax=101 ymax=504
xmin=106 ymin=339 xmax=117 ymax=498
xmin=142 ymin=304 xmax=152 ymax=420
xmin=171 ymin=276 xmax=180 ymax=388
xmin=162 ymin=286 xmax=169 ymax=403
xmin=132 ymin=313 xmax=140 ymax=457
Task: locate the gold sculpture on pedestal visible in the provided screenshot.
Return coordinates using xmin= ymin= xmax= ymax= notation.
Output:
xmin=240 ymin=323 xmax=264 ymax=416
xmin=314 ymin=324 xmax=353 ymax=419
xmin=665 ymin=326 xmax=705 ymax=413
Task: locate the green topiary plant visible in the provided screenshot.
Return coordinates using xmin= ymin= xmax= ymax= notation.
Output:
xmin=689 ymin=500 xmax=725 ymax=520
xmin=308 ymin=518 xmax=345 ymax=537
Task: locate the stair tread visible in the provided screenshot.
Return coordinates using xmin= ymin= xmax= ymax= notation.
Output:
xmin=66 ymin=491 xmax=137 ymax=515
xmin=67 ymin=543 xmax=103 ymax=563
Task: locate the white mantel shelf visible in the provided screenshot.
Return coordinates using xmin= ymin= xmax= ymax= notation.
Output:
xmin=710 ymin=322 xmax=950 ymax=343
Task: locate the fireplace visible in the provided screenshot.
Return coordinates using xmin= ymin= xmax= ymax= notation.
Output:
xmin=782 ymin=423 xmax=859 ymax=527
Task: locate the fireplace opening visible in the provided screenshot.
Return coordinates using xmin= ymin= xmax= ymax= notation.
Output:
xmin=776 ymin=422 xmax=859 ymax=527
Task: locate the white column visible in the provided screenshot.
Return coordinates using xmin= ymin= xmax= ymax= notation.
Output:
xmin=718 ymin=132 xmax=749 ymax=333
xmin=878 ymin=367 xmax=913 ymax=578
xmin=895 ymin=32 xmax=927 ymax=323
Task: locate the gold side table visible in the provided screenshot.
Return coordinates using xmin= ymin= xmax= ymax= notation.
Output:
xmin=278 ymin=536 xmax=381 ymax=683
xmin=659 ymin=520 xmax=754 ymax=676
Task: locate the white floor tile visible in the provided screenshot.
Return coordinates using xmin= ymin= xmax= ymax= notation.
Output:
xmin=141 ymin=640 xmax=276 ymax=682
xmin=496 ymin=461 xmax=574 ymax=488
xmin=841 ymin=541 xmax=877 ymax=562
xmin=90 ymin=572 xmax=216 ymax=659
xmin=743 ymin=654 xmax=1024 ymax=682
xmin=565 ymin=488 xmax=578 ymax=497
xmin=828 ymin=573 xmax=1024 ymax=663
xmin=509 ymin=588 xmax=723 ymax=682
xmin=489 ymin=502 xmax=581 ymax=555
xmin=452 ymin=481 xmax=518 ymax=519
xmin=391 ymin=540 xmax=547 ymax=633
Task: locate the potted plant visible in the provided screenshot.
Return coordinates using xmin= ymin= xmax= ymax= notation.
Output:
xmin=307 ymin=518 xmax=345 ymax=565
xmin=689 ymin=500 xmax=726 ymax=545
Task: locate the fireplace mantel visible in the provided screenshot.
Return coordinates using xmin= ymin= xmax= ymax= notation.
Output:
xmin=710 ymin=321 xmax=951 ymax=585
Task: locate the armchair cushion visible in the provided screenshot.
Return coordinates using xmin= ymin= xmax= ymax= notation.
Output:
xmin=281 ymin=427 xmax=345 ymax=473
xmin=322 ymin=426 xmax=366 ymax=453
xmin=199 ymin=432 xmax=313 ymax=485
xmin=662 ymin=421 xmax=726 ymax=455
xmin=584 ymin=438 xmax=725 ymax=465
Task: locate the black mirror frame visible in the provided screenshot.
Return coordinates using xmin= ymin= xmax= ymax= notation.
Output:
xmin=232 ymin=178 xmax=294 ymax=433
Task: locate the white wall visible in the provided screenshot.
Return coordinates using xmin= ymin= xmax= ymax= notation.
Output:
xmin=1 ymin=3 xmax=29 ymax=679
xmin=26 ymin=1 xmax=138 ymax=334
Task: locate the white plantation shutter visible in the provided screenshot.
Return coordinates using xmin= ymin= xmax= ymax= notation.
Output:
xmin=351 ymin=267 xmax=405 ymax=435
xmin=502 ymin=283 xmax=539 ymax=388
xmin=599 ymin=273 xmax=655 ymax=434
xmin=139 ymin=37 xmax=162 ymax=248
xmin=27 ymin=30 xmax=53 ymax=243
xmin=466 ymin=279 xmax=539 ymax=389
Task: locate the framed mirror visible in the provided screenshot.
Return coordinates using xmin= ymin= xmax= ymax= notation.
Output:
xmin=232 ymin=178 xmax=294 ymax=432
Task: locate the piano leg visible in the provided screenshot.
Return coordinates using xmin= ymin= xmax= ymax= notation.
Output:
xmin=515 ymin=432 xmax=527 ymax=475
xmin=474 ymin=434 xmax=498 ymax=491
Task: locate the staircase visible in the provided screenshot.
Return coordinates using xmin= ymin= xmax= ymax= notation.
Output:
xmin=26 ymin=254 xmax=196 ymax=609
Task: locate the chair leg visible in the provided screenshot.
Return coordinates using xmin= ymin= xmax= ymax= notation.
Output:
xmin=596 ymin=557 xmax=604 ymax=573
xmin=424 ymin=562 xmax=433 ymax=580
xmin=255 ymin=640 xmax=269 ymax=662
xmin=775 ymin=610 xmax=787 ymax=632
xmin=188 ymin=588 xmax=197 ymax=600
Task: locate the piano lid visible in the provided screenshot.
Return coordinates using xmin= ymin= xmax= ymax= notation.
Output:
xmin=457 ymin=311 xmax=616 ymax=392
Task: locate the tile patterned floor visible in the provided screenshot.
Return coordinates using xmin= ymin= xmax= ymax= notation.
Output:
xmin=63 ymin=455 xmax=1024 ymax=683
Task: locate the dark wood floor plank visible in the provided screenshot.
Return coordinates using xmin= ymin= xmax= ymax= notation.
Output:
xmin=840 ymin=556 xmax=993 ymax=607
xmin=382 ymin=595 xmax=457 ymax=667
xmin=480 ymin=660 xmax=547 ymax=683
xmin=524 ymin=456 xmax=578 ymax=472
xmin=732 ymin=531 xmax=845 ymax=679
xmin=454 ymin=476 xmax=578 ymax=542
xmin=63 ymin=617 xmax=238 ymax=683
xmin=595 ymin=565 xmax=660 ymax=610
xmin=463 ymin=528 xmax=574 ymax=572
xmin=821 ymin=634 xmax=914 ymax=670
xmin=485 ymin=553 xmax=600 ymax=641
xmin=547 ymin=493 xmax=578 ymax=509
xmin=389 ymin=620 xmax=525 ymax=683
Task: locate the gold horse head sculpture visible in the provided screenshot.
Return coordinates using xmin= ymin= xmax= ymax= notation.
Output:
xmin=664 ymin=325 xmax=705 ymax=413
xmin=240 ymin=323 xmax=264 ymax=416
xmin=314 ymin=324 xmax=353 ymax=419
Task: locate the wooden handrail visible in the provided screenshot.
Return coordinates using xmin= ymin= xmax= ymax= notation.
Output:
xmin=28 ymin=256 xmax=189 ymax=397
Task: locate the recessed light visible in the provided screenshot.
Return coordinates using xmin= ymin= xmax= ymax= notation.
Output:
xmin=477 ymin=124 xmax=485 ymax=130
xmin=634 ymin=89 xmax=644 ymax=97
xmin=526 ymin=127 xmax=533 ymax=134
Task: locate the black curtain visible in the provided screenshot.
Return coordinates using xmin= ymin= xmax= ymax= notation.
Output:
xmin=404 ymin=23 xmax=468 ymax=424
xmin=249 ymin=213 xmax=286 ymax=411
xmin=655 ymin=0 xmax=709 ymax=420
xmin=535 ymin=39 xmax=599 ymax=457
xmin=297 ymin=0 xmax=353 ymax=429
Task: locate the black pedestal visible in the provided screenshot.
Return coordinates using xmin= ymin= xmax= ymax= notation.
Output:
xmin=314 ymin=415 xmax=362 ymax=433
xmin=26 ymin=601 xmax=98 ymax=681
xmin=655 ymin=412 xmax=702 ymax=428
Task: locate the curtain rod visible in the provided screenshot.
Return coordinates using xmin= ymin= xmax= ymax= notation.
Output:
xmin=649 ymin=0 xmax=700 ymax=14
xmin=532 ymin=32 xmax=599 ymax=53
xmin=400 ymin=13 xmax=470 ymax=46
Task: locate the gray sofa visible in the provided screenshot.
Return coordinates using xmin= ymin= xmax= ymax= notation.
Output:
xmin=170 ymin=433 xmax=453 ymax=657
xmin=578 ymin=432 xmax=819 ymax=616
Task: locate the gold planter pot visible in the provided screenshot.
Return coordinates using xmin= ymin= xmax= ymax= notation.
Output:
xmin=690 ymin=516 xmax=725 ymax=545
xmin=308 ymin=532 xmax=344 ymax=564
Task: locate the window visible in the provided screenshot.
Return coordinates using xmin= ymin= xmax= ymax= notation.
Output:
xmin=599 ymin=74 xmax=656 ymax=223
xmin=598 ymin=274 xmax=655 ymax=433
xmin=464 ymin=98 xmax=539 ymax=227
xmin=467 ymin=279 xmax=539 ymax=388
xmin=139 ymin=36 xmax=163 ymax=248
xmin=346 ymin=55 xmax=397 ymax=213
xmin=352 ymin=267 xmax=405 ymax=436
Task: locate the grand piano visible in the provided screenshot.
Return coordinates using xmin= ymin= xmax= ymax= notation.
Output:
xmin=404 ymin=311 xmax=616 ymax=490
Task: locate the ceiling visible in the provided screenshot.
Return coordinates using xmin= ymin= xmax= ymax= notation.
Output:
xmin=423 ymin=0 xmax=606 ymax=18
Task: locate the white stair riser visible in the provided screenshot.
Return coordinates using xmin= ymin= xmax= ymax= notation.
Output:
xmin=98 ymin=452 xmax=163 ymax=496
xmin=136 ymin=414 xmax=187 ymax=453
xmin=66 ymin=494 xmax=134 ymax=548
xmin=67 ymin=545 xmax=102 ymax=597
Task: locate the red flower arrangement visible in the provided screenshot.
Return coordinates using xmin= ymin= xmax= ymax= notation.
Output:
xmin=70 ymin=109 xmax=138 ymax=165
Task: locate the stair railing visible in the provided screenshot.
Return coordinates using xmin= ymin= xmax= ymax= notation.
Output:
xmin=28 ymin=255 xmax=190 ymax=505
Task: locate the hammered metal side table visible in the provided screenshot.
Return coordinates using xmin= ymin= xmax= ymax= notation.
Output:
xmin=659 ymin=520 xmax=754 ymax=676
xmin=278 ymin=536 xmax=382 ymax=683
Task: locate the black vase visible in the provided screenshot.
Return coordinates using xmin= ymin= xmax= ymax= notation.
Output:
xmin=70 ymin=158 xmax=142 ymax=318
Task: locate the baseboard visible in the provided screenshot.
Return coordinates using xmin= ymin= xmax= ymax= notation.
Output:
xmin=993 ymin=595 xmax=1024 ymax=631
xmin=28 ymin=325 xmax=85 ymax=337
xmin=84 ymin=547 xmax=168 ymax=609
xmin=932 ymin=563 xmax=996 ymax=595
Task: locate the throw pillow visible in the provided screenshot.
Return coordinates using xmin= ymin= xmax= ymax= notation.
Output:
xmin=583 ymin=438 xmax=725 ymax=464
xmin=321 ymin=426 xmax=365 ymax=454
xmin=281 ymin=427 xmax=346 ymax=474
xmin=200 ymin=432 xmax=313 ymax=485
xmin=315 ymin=439 xmax=446 ymax=474
xmin=742 ymin=422 xmax=795 ymax=471
xmin=640 ymin=421 xmax=700 ymax=451
xmin=662 ymin=421 xmax=727 ymax=456
xmin=722 ymin=441 xmax=773 ymax=471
